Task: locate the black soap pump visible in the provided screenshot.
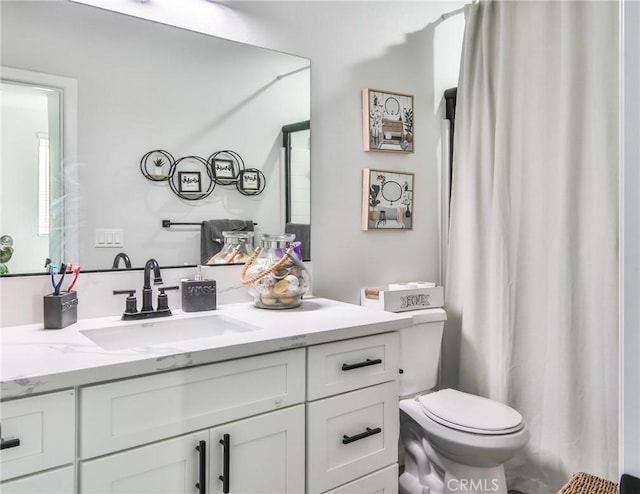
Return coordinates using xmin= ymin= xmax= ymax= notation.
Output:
xmin=181 ymin=265 xmax=217 ymax=312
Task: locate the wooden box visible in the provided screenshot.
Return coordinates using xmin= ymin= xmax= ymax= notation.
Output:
xmin=360 ymin=283 xmax=443 ymax=313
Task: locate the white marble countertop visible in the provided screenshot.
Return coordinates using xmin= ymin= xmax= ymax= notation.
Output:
xmin=0 ymin=297 xmax=412 ymax=400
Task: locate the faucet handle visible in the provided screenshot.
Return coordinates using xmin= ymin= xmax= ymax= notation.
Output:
xmin=157 ymin=286 xmax=179 ymax=311
xmin=113 ymin=289 xmax=137 ymax=314
xmin=158 ymin=286 xmax=179 ymax=293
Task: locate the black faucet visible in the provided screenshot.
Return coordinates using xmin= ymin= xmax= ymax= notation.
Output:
xmin=113 ymin=258 xmax=178 ymax=320
xmin=112 ymin=252 xmax=132 ymax=269
xmin=142 ymin=258 xmax=163 ymax=312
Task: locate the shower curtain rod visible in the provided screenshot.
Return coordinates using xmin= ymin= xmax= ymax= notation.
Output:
xmin=276 ymin=65 xmax=310 ymax=81
xmin=439 ymin=5 xmax=465 ymax=22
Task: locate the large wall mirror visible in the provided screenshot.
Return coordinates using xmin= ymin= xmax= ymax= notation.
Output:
xmin=0 ymin=0 xmax=311 ymax=276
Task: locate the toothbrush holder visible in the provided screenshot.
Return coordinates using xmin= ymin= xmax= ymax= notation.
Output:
xmin=43 ymin=291 xmax=78 ymax=329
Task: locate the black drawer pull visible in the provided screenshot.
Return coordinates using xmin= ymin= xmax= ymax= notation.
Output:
xmin=341 ymin=358 xmax=382 ymax=371
xmin=195 ymin=440 xmax=206 ymax=494
xmin=0 ymin=437 xmax=20 ymax=450
xmin=219 ymin=433 xmax=230 ymax=493
xmin=342 ymin=427 xmax=382 ymax=444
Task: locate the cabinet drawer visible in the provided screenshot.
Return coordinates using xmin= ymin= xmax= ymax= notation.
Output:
xmin=323 ymin=464 xmax=398 ymax=494
xmin=0 ymin=465 xmax=74 ymax=494
xmin=80 ymin=348 xmax=305 ymax=458
xmin=0 ymin=390 xmax=75 ymax=481
xmin=306 ymin=381 xmax=399 ymax=494
xmin=307 ymin=332 xmax=399 ymax=400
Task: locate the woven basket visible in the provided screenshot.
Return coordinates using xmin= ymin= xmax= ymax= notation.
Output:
xmin=557 ymin=472 xmax=618 ymax=494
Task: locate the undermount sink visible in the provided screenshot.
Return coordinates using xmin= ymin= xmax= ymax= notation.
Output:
xmin=80 ymin=314 xmax=261 ymax=351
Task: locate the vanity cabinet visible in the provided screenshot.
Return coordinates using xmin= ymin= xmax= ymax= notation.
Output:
xmin=306 ymin=332 xmax=400 ymax=494
xmin=0 ymin=389 xmax=75 ymax=492
xmin=79 ymin=349 xmax=306 ymax=493
xmin=0 ymin=302 xmax=405 ymax=494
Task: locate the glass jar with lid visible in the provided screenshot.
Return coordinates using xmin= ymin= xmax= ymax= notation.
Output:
xmin=240 ymin=233 xmax=310 ymax=309
xmin=207 ymin=231 xmax=254 ymax=265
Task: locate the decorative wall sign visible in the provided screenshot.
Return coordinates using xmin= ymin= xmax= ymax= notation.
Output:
xmin=168 ymin=156 xmax=214 ymax=201
xmin=212 ymin=159 xmax=235 ymax=180
xmin=178 ymin=171 xmax=202 ymax=193
xmin=208 ymin=150 xmax=244 ymax=185
xmin=237 ymin=169 xmax=266 ymax=196
xmin=362 ymin=168 xmax=414 ymax=230
xmin=362 ymin=89 xmax=414 ymax=153
xmin=140 ymin=148 xmax=265 ymax=201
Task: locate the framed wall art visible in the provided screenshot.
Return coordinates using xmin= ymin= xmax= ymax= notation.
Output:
xmin=362 ymin=168 xmax=414 ymax=230
xmin=362 ymin=89 xmax=414 ymax=153
xmin=178 ymin=171 xmax=202 ymax=193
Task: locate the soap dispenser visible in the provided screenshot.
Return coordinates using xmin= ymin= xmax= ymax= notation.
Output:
xmin=181 ymin=266 xmax=217 ymax=312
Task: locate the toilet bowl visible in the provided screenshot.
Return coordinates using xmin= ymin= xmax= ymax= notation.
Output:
xmin=395 ymin=308 xmax=529 ymax=494
xmin=399 ymin=390 xmax=529 ymax=494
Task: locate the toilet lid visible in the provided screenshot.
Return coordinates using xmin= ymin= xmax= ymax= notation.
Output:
xmin=419 ymin=389 xmax=524 ymax=435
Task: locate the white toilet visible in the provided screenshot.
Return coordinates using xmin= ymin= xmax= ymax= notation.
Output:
xmin=398 ymin=308 xmax=529 ymax=494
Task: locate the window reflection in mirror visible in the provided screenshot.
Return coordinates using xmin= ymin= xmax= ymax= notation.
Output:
xmin=0 ymin=80 xmax=65 ymax=274
xmin=283 ymin=121 xmax=311 ymax=261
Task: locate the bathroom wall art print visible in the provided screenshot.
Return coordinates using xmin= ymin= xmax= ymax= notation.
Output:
xmin=362 ymin=89 xmax=414 ymax=153
xmin=362 ymin=168 xmax=414 ymax=230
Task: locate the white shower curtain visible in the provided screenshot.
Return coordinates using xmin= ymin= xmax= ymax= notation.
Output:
xmin=445 ymin=1 xmax=618 ymax=492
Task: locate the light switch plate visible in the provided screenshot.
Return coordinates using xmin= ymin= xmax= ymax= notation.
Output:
xmin=95 ymin=229 xmax=124 ymax=248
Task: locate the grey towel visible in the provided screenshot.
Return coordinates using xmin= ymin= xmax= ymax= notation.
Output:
xmin=201 ymin=219 xmax=254 ymax=264
xmin=285 ymin=223 xmax=311 ymax=261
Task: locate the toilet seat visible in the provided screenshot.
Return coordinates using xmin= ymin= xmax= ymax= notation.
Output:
xmin=419 ymin=389 xmax=524 ymax=435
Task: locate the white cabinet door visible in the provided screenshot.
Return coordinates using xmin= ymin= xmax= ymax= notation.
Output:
xmin=208 ymin=405 xmax=305 ymax=494
xmin=80 ymin=430 xmax=208 ymax=494
xmin=0 ymin=465 xmax=74 ymax=494
xmin=0 ymin=390 xmax=75 ymax=481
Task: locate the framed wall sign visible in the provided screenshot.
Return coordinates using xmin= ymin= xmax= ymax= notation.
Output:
xmin=362 ymin=89 xmax=414 ymax=153
xmin=362 ymin=168 xmax=414 ymax=230
xmin=212 ymin=159 xmax=236 ymax=180
xmin=237 ymin=169 xmax=266 ymax=196
xmin=178 ymin=171 xmax=202 ymax=193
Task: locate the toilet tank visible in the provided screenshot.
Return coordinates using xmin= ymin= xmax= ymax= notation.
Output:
xmin=398 ymin=308 xmax=447 ymax=397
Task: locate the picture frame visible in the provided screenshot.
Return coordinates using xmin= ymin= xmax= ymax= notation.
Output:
xmin=212 ymin=158 xmax=236 ymax=180
xmin=362 ymin=89 xmax=414 ymax=153
xmin=240 ymin=170 xmax=260 ymax=191
xmin=236 ymin=169 xmax=266 ymax=196
xmin=362 ymin=168 xmax=414 ymax=230
xmin=178 ymin=171 xmax=202 ymax=193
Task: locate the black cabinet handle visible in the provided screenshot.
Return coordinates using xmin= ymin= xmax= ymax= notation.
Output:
xmin=342 ymin=427 xmax=382 ymax=445
xmin=0 ymin=423 xmax=20 ymax=450
xmin=219 ymin=433 xmax=230 ymax=494
xmin=341 ymin=358 xmax=382 ymax=371
xmin=195 ymin=440 xmax=206 ymax=494
xmin=0 ymin=437 xmax=20 ymax=450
